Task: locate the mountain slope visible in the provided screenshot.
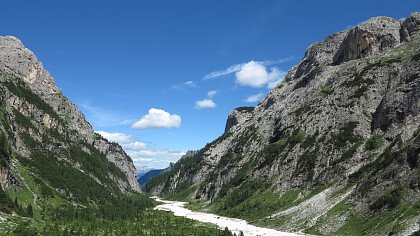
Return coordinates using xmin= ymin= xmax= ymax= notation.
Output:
xmin=0 ymin=36 xmax=236 ymax=236
xmin=0 ymin=35 xmax=145 ymax=213
xmin=146 ymin=13 xmax=420 ymax=235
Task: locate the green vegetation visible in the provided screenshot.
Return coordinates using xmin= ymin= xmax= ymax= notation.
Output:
xmin=336 ymin=201 xmax=420 ymax=236
xmin=232 ymin=125 xmax=258 ymax=148
xmin=320 ymin=85 xmax=334 ymax=95
xmin=369 ymin=187 xmax=405 ymax=211
xmin=331 ymin=140 xmax=364 ymax=165
xmin=258 ymin=129 xmax=306 ymax=169
xmin=218 ymin=159 xmax=257 ymax=198
xmin=412 ymin=52 xmax=420 ymax=61
xmin=1 ymin=210 xmax=232 ymax=235
xmin=215 ymin=188 xmax=300 ymax=221
xmin=2 ymin=78 xmax=60 ymax=121
xmin=330 ymin=121 xmax=361 ymax=148
xmin=365 ymin=135 xmax=384 ymax=150
xmin=293 ymin=105 xmax=312 ymax=117
xmin=235 ymin=106 xmax=254 ymax=112
xmin=305 ymin=202 xmax=350 ymax=235
xmin=296 ymin=150 xmax=317 ymax=179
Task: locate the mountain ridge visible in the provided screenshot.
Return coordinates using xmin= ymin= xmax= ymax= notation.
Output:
xmin=146 ymin=12 xmax=420 ymax=235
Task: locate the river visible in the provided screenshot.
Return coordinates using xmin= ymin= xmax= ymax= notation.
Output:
xmin=153 ymin=197 xmax=300 ymax=236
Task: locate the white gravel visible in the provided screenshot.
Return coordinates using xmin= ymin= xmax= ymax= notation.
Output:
xmin=152 ymin=197 xmax=300 ymax=236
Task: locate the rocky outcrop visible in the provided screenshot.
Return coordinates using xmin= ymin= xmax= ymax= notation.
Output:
xmin=333 ymin=17 xmax=401 ymax=65
xmin=400 ymin=12 xmax=420 ymax=42
xmin=0 ymin=36 xmax=141 ymax=194
xmin=224 ymin=107 xmax=254 ymax=133
xmin=147 ymin=13 xmax=420 ymax=235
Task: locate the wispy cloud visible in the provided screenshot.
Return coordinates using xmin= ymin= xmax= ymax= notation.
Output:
xmin=207 ymin=90 xmax=218 ymax=98
xmin=203 ymin=57 xmax=293 ymax=80
xmin=244 ymin=93 xmax=264 ymax=103
xmin=171 ymin=80 xmax=198 ymax=92
xmin=131 ymin=108 xmax=181 ymax=129
xmin=78 ymin=102 xmax=135 ymax=128
xmin=97 ymin=130 xmax=185 ymax=169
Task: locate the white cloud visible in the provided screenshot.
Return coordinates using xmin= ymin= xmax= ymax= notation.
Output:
xmin=207 ymin=90 xmax=218 ymax=98
xmin=171 ymin=80 xmax=197 ymax=92
xmin=127 ymin=148 xmax=186 ymax=169
xmin=235 ymin=61 xmax=286 ymax=89
xmin=244 ymin=93 xmax=264 ymax=103
xmin=96 ymin=131 xmax=133 ymax=143
xmin=195 ymin=99 xmax=216 ymax=109
xmin=203 ymin=64 xmax=243 ymax=80
xmin=122 ymin=141 xmax=147 ymax=149
xmin=95 ymin=130 xmax=184 ymax=169
xmin=267 ymin=68 xmax=287 ymax=89
xmin=203 ymin=57 xmax=292 ymax=80
xmin=79 ymin=102 xmax=135 ymax=127
xmin=131 ymin=108 xmax=181 ymax=129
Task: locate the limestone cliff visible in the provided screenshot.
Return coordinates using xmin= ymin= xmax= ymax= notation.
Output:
xmin=0 ymin=36 xmax=141 ymax=203
xmin=146 ymin=13 xmax=420 ymax=235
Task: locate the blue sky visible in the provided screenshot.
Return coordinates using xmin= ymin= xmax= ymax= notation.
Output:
xmin=1 ymin=1 xmax=418 ymax=169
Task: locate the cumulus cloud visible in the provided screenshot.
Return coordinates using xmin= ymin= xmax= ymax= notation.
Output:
xmin=203 ymin=57 xmax=292 ymax=80
xmin=244 ymin=93 xmax=264 ymax=103
xmin=131 ymin=108 xmax=181 ymax=129
xmin=235 ymin=61 xmax=286 ymax=89
xmin=195 ymin=99 xmax=216 ymax=109
xmin=96 ymin=131 xmax=133 ymax=143
xmin=207 ymin=90 xmax=218 ymax=98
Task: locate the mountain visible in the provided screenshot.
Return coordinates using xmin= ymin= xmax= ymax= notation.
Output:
xmin=0 ymin=35 xmax=141 ymax=197
xmin=0 ymin=36 xmax=233 ymax=235
xmin=137 ymin=166 xmax=154 ymax=178
xmin=137 ymin=163 xmax=173 ymax=189
xmin=138 ymin=169 xmax=166 ymax=189
xmin=146 ymin=13 xmax=420 ymax=235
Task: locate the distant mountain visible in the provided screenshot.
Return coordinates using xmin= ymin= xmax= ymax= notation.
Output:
xmin=137 ymin=166 xmax=154 ymax=178
xmin=138 ymin=163 xmax=173 ymax=189
xmin=138 ymin=169 xmax=166 ymax=189
xmin=146 ymin=13 xmax=420 ymax=235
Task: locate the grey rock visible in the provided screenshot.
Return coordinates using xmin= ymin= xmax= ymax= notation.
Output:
xmin=400 ymin=12 xmax=420 ymax=42
xmin=333 ymin=16 xmax=401 ymax=65
xmin=0 ymin=36 xmax=141 ymax=193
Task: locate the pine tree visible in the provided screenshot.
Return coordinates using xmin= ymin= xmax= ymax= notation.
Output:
xmin=26 ymin=204 xmax=33 ymax=217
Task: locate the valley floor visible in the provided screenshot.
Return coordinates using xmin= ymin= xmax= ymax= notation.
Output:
xmin=152 ymin=197 xmax=300 ymax=236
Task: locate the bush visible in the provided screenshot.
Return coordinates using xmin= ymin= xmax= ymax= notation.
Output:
xmin=365 ymin=135 xmax=384 ymax=150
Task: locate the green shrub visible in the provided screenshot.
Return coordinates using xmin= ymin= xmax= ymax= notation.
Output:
xmin=330 ymin=121 xmax=361 ymax=148
xmin=369 ymin=187 xmax=405 ymax=211
xmin=365 ymin=135 xmax=384 ymax=150
xmin=320 ymin=85 xmax=334 ymax=95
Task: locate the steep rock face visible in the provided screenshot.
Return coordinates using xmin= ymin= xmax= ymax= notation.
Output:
xmin=147 ymin=13 xmax=420 ymax=235
xmin=400 ymin=12 xmax=420 ymax=42
xmin=333 ymin=16 xmax=401 ymax=65
xmin=224 ymin=107 xmax=254 ymax=133
xmin=0 ymin=36 xmax=140 ymax=195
